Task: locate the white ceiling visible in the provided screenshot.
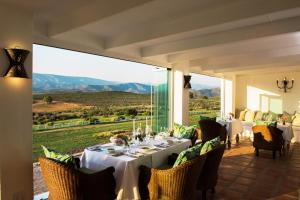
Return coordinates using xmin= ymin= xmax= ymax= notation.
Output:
xmin=4 ymin=0 xmax=300 ymax=77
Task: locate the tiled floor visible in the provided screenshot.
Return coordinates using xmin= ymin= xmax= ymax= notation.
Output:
xmin=203 ymin=139 xmax=300 ymax=200
xmin=34 ymin=139 xmax=300 ymax=199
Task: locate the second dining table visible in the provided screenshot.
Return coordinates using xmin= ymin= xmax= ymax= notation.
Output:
xmin=81 ymin=137 xmax=191 ymax=200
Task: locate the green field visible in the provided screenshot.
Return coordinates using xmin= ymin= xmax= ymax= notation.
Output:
xmin=33 ymin=91 xmax=220 ymax=162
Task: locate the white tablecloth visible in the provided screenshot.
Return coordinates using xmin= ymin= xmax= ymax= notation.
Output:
xmin=277 ymin=124 xmax=294 ymax=145
xmin=217 ymin=119 xmax=244 ymax=143
xmin=81 ymin=139 xmax=191 ymax=200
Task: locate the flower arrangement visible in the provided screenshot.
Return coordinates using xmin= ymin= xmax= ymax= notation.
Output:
xmin=281 ymin=116 xmax=289 ymax=125
xmin=110 ymin=133 xmax=129 ymax=146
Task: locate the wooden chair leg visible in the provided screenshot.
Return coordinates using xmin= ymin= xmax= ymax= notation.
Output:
xmin=202 ymin=190 xmax=207 ymax=200
xmin=272 ymin=150 xmax=276 ymax=159
xmin=255 ymin=148 xmax=259 ymax=156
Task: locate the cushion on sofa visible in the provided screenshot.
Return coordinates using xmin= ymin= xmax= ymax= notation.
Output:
xmin=293 ymin=113 xmax=300 ymax=127
xmin=254 ymin=111 xmax=263 ymax=121
xmin=265 ymin=111 xmax=278 ymax=122
xmin=239 ymin=110 xmax=247 ymax=121
xmin=245 ymin=110 xmax=255 ymax=122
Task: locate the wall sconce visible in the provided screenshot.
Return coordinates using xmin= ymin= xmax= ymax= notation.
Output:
xmin=184 ymin=75 xmax=191 ymax=89
xmin=3 ymin=48 xmax=30 ymax=78
xmin=277 ymin=77 xmax=294 ymax=93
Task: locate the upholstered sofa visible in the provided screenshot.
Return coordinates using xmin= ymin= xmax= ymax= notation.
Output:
xmin=238 ymin=109 xmax=300 ymax=142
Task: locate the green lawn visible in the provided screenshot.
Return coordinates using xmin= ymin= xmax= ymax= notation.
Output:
xmin=33 ymin=120 xmax=147 ymax=162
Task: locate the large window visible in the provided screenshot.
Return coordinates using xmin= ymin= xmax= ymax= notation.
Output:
xmin=33 ymin=44 xmax=170 ymax=195
xmin=189 ymin=73 xmax=221 ymax=126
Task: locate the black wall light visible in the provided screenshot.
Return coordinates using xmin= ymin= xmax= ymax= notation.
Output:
xmin=184 ymin=75 xmax=192 ymax=89
xmin=277 ymin=77 xmax=294 ymax=93
xmin=3 ymin=48 xmax=30 ymax=78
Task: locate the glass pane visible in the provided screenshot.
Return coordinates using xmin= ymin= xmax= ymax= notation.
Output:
xmin=152 ymin=68 xmax=170 ymax=132
xmin=189 ymin=73 xmax=221 ymax=126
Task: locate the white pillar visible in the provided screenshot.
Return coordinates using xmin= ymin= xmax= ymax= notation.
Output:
xmin=0 ymin=4 xmax=33 ymax=200
xmin=221 ymin=75 xmax=236 ymax=118
xmin=172 ymin=63 xmax=189 ymax=126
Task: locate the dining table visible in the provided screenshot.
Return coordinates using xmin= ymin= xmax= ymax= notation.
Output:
xmin=80 ymin=137 xmax=191 ymax=200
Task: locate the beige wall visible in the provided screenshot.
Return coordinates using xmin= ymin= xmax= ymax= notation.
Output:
xmin=0 ymin=4 xmax=33 ymax=200
xmin=236 ymin=72 xmax=300 ymax=114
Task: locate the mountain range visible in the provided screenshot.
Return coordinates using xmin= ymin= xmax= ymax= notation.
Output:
xmin=33 ymin=73 xmax=219 ymax=96
xmin=33 ymin=73 xmax=151 ymax=94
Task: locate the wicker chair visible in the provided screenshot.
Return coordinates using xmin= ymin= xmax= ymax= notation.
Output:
xmin=139 ymin=154 xmax=207 ymax=200
xmin=39 ymin=157 xmax=116 ymax=200
xmin=197 ymin=144 xmax=226 ymax=200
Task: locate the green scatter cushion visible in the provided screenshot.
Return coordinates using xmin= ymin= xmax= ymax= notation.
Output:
xmin=262 ymin=113 xmax=268 ymax=121
xmin=173 ymin=143 xmax=203 ymax=167
xmin=42 ymin=145 xmax=76 ymax=167
xmin=254 ymin=111 xmax=263 ymax=121
xmin=200 ymin=137 xmax=221 ymax=155
xmin=173 ymin=123 xmax=197 ymax=139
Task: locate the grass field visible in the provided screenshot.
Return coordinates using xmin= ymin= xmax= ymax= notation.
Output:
xmin=33 ymin=91 xmax=220 ymax=162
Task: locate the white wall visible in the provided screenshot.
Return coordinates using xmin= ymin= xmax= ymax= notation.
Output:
xmin=236 ymin=72 xmax=300 ymax=114
xmin=0 ymin=4 xmax=33 ymax=200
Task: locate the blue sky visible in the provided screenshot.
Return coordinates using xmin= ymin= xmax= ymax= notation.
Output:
xmin=33 ymin=44 xmax=220 ymax=87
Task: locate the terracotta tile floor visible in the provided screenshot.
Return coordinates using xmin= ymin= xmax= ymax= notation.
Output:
xmin=203 ymin=139 xmax=300 ymax=200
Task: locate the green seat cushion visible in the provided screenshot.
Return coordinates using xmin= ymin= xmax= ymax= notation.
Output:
xmin=42 ymin=145 xmax=76 ymax=167
xmin=173 ymin=123 xmax=196 ymax=139
xmin=200 ymin=136 xmax=221 ymax=155
xmin=255 ymin=120 xmax=277 ymax=127
xmin=173 ymin=143 xmax=203 ymax=167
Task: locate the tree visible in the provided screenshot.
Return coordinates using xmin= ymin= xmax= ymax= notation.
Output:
xmin=202 ymin=95 xmax=209 ymax=99
xmin=126 ymin=108 xmax=138 ymax=117
xmin=43 ymin=96 xmax=53 ymax=104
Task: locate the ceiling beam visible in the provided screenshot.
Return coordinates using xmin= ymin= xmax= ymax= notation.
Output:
xmin=141 ymin=15 xmax=300 ymax=58
xmin=189 ymin=45 xmax=300 ymax=67
xmin=105 ymin=0 xmax=300 ymax=50
xmin=206 ymin=56 xmax=300 ymax=73
xmin=48 ymin=0 xmax=153 ymax=37
xmin=167 ymin=32 xmax=300 ymax=63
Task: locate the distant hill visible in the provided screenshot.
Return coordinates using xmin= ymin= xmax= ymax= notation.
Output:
xmin=190 ymin=88 xmax=220 ymax=97
xmin=33 ymin=73 xmax=219 ymax=95
xmin=33 ymin=73 xmax=151 ymax=94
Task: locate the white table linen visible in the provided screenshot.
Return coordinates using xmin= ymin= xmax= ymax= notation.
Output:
xmin=217 ymin=119 xmax=244 ymax=143
xmin=277 ymin=124 xmax=294 ymax=146
xmin=81 ymin=139 xmax=191 ymax=200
